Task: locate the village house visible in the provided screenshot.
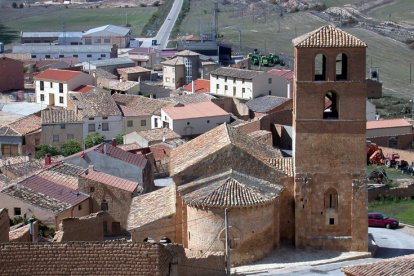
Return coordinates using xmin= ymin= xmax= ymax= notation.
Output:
xmin=92 ymin=68 xmax=118 ymax=89
xmin=64 ymin=143 xmax=153 ymax=193
xmin=108 ymin=80 xmax=140 ymax=95
xmin=366 ymin=118 xmax=414 ymax=149
xmin=267 ymin=69 xmax=294 ymax=98
xmin=0 ymin=57 xmax=24 ymax=92
xmin=127 ymin=47 xmax=159 ymax=68
xmin=78 ymin=168 xmax=142 ymax=235
xmin=34 ymin=69 xmax=94 ymax=108
xmin=40 ymin=109 xmax=83 ymax=147
xmin=126 ymin=25 xmax=370 ymax=266
xmin=117 ymin=66 xmax=151 ymax=82
xmin=117 ymin=104 xmax=151 ymax=134
xmin=81 ymin=57 xmax=135 ymax=75
xmin=13 ymin=44 xmax=116 ymax=62
xmin=112 ymin=94 xmax=174 ymax=129
xmin=81 ymin=25 xmax=131 ymax=48
xmin=0 ymin=114 xmax=41 ymax=158
xmin=123 ymin=128 xmax=182 ymax=147
xmin=161 ymin=101 xmax=230 ymax=137
xmin=209 ymin=67 xmax=280 ymax=100
xmin=246 ymin=95 xmax=292 ymax=119
xmin=68 ymin=88 xmax=123 ymax=141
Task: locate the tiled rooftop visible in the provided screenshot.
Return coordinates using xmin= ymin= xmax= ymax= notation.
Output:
xmin=112 ymin=94 xmax=174 ymax=116
xmin=165 ymin=93 xmax=215 ymax=105
xmin=210 ymin=67 xmax=263 ymax=80
xmin=267 ymin=69 xmax=294 ymax=80
xmin=1 ymin=160 xmax=42 ymax=178
xmin=0 ymin=114 xmax=41 ymax=136
xmin=162 ymin=101 xmax=228 ymax=120
xmin=136 ymin=128 xmax=181 ymax=142
xmin=267 ymin=157 xmax=294 ymax=177
xmin=41 ymin=109 xmax=81 ymax=124
xmin=108 ymin=80 xmax=139 ymax=92
xmin=72 ymin=85 xmax=95 ymax=93
xmin=117 ymin=66 xmax=151 ymax=74
xmin=127 ymin=185 xmax=176 ymax=230
xmin=117 ymin=142 xmax=142 ymax=152
xmin=175 ymin=50 xmax=200 ymax=57
xmin=178 ymin=170 xmax=283 ymax=208
xmin=182 ymin=79 xmax=211 ymax=93
xmin=38 ymin=162 xmax=86 ymax=190
xmin=367 ymin=118 xmax=412 ymax=130
xmin=161 ymin=57 xmax=185 ymax=66
xmin=80 ymin=169 xmax=140 ymax=193
xmin=118 ymin=104 xmax=149 ymax=117
xmin=246 ymin=96 xmax=292 ymax=113
xmin=293 ymin=25 xmax=367 ymax=48
xmin=93 ymin=144 xmax=147 ymax=168
xmin=35 ymin=69 xmax=82 ymax=82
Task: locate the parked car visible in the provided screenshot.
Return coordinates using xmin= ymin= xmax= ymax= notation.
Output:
xmin=368 ymin=212 xmax=399 ymax=229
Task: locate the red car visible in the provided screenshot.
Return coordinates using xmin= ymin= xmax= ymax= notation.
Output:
xmin=368 ymin=212 xmax=399 ymax=229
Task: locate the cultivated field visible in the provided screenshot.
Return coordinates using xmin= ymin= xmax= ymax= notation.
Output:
xmin=179 ymin=0 xmax=414 ymax=98
xmin=0 ymin=5 xmax=156 ymax=43
xmin=366 ymin=0 xmax=414 ymax=25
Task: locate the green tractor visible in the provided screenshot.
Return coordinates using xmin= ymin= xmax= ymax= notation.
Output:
xmin=268 ymin=53 xmax=280 ymax=66
xmin=260 ymin=55 xmax=270 ymax=67
xmin=248 ymin=52 xmax=260 ymax=66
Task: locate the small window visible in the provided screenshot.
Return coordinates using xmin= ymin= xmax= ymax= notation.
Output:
xmin=233 ymin=78 xmax=236 ymax=83
xmin=95 ymin=38 xmax=101 ymax=43
xmin=329 ymin=218 xmax=335 ymax=225
xmin=102 ymin=116 xmax=108 ymax=120
xmin=268 ymin=90 xmax=271 ymax=95
xmin=59 ymin=96 xmax=64 ymax=104
xmin=89 ymin=117 xmax=94 ymax=120
xmin=31 ymin=55 xmax=37 ymax=59
xmin=87 ymin=54 xmax=92 ymax=58
xmin=60 ymin=124 xmax=66 ymax=129
xmin=14 ymin=207 xmax=21 ymax=216
xmin=101 ymin=200 xmax=109 ymax=211
xmin=101 ymin=54 xmax=106 ymax=58
xmin=216 ymin=84 xmax=219 ymax=89
xmin=324 ymin=188 xmax=338 ymax=209
xmin=233 ymin=87 xmax=236 ymax=96
xmin=225 ymin=85 xmax=228 ymax=91
xmin=207 ymin=120 xmax=210 ymax=124
xmin=127 ymin=120 xmax=133 ymax=127
xmin=242 ymin=88 xmax=245 ymax=93
xmin=73 ymin=54 xmax=78 ymax=58
xmin=140 ymin=120 xmax=146 ymax=127
xmin=53 ymin=135 xmax=59 ymax=142
xmin=268 ymin=78 xmax=272 ymax=84
xmin=242 ymin=79 xmax=245 ymax=84
xmin=50 ymin=82 xmax=53 ymax=88
xmin=45 ymin=55 xmax=51 ymax=58
xmin=67 ymin=134 xmax=74 ymax=140
xmin=101 ymin=122 xmax=109 ymax=131
xmin=104 ymin=38 xmax=110 ymax=43
xmin=59 ymin=54 xmax=64 ymax=58
xmin=187 ymin=122 xmax=190 ymax=125
xmin=90 ymin=187 xmax=95 ymax=193
xmin=59 ymin=83 xmax=63 ymax=93
xmin=40 ymin=81 xmax=44 ymax=91
xmin=40 ymin=94 xmax=45 ymax=101
xmin=224 ymin=77 xmax=227 ymax=82
xmin=78 ymin=204 xmax=82 ymax=211
xmin=88 ymin=124 xmax=95 ymax=132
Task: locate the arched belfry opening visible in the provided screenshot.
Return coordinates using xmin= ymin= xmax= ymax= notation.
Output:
xmin=314 ymin=54 xmax=326 ymax=81
xmin=323 ymin=91 xmax=338 ymax=119
xmin=336 ymin=53 xmax=348 ymax=80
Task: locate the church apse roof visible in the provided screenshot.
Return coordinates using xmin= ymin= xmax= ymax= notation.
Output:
xmin=292 ymin=25 xmax=367 ymax=48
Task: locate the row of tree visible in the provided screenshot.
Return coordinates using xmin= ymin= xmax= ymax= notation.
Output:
xmin=35 ymin=133 xmax=123 ymax=159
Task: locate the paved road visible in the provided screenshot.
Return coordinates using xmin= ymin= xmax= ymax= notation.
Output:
xmin=135 ymin=0 xmax=183 ymax=50
xmin=252 ymin=227 xmax=414 ymax=275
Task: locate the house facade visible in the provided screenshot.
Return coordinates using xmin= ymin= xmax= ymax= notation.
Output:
xmin=210 ymin=67 xmax=279 ymax=100
xmin=162 ymin=50 xmax=202 ymax=89
xmin=81 ymin=25 xmax=131 ymax=48
xmin=35 ymin=69 xmax=94 ymax=108
xmin=118 ymin=105 xmax=152 ymax=135
xmin=267 ymin=69 xmax=294 ymax=98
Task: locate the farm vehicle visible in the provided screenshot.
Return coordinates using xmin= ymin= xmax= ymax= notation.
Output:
xmin=247 ymin=50 xmax=284 ymax=67
xmin=367 ymin=142 xmax=407 ymax=169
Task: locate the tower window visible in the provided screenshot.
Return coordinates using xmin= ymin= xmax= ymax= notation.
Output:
xmin=336 ymin=53 xmax=348 ymax=80
xmin=324 ymin=188 xmax=338 ymax=209
xmin=314 ymin=54 xmax=326 ymax=81
xmin=323 ymin=91 xmax=338 ymax=119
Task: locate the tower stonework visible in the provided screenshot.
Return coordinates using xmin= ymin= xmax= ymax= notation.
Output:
xmin=292 ymin=25 xmax=368 ymax=251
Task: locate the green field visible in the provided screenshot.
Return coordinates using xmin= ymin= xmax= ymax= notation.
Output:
xmin=366 ymin=0 xmax=414 ymax=25
xmin=369 ymin=199 xmax=414 ymax=225
xmin=367 ymin=165 xmax=414 ymax=185
xmin=0 ymin=5 xmax=156 ymax=43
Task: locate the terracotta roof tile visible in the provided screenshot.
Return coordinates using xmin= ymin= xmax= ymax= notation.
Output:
xmin=112 ymin=94 xmax=174 ymax=116
xmin=182 ymin=79 xmax=211 ymax=93
xmin=69 ymin=88 xmax=122 ymax=117
xmin=118 ymin=104 xmax=149 ymax=117
xmin=0 ymin=114 xmax=41 ymax=136
xmin=178 ymin=170 xmax=283 ymax=208
xmin=267 ymin=157 xmax=294 ymax=177
xmin=267 ymin=69 xmax=294 ymax=80
xmin=293 ymin=25 xmax=367 ymax=48
xmin=210 ymin=67 xmax=263 ymax=79
xmin=34 ymin=69 xmax=82 ymax=82
xmin=94 ymin=144 xmax=147 ymax=168
xmin=165 ymin=93 xmax=214 ymax=105
xmin=162 ymin=101 xmax=228 ymax=120
xmin=80 ymin=169 xmax=140 ymax=193
xmin=72 ymin=85 xmax=95 ymax=93
xmin=367 ymin=118 xmax=412 ymax=130
xmin=41 ymin=109 xmax=81 ymax=124
xmin=135 ymin=128 xmax=181 ymax=143
xmin=117 ymin=66 xmax=151 ymax=74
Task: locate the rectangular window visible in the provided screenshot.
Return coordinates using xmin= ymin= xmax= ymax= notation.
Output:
xmin=101 ymin=54 xmax=106 ymax=58
xmin=59 ymin=96 xmax=64 ymax=104
xmin=53 ymin=135 xmax=59 ymax=142
xmin=59 ymin=54 xmax=64 ymax=58
xmin=31 ymin=55 xmax=37 ymax=59
xmin=90 ymin=187 xmax=95 ymax=193
xmin=224 ymin=77 xmax=227 ymax=82
xmin=101 ymin=201 xmax=109 ymax=211
xmin=40 ymin=94 xmax=45 ymax=101
xmin=95 ymin=38 xmax=101 ymax=43
xmin=216 ymin=84 xmax=219 ymax=89
xmin=242 ymin=79 xmax=245 ymax=84
xmin=242 ymin=88 xmax=245 ymax=93
xmin=78 ymin=204 xmax=82 ymax=211
xmin=45 ymin=55 xmax=50 ymax=58
xmin=329 ymin=218 xmax=335 ymax=225
xmin=233 ymin=87 xmax=236 ymax=97
xmin=140 ymin=120 xmax=146 ymax=127
xmin=67 ymin=134 xmax=74 ymax=140
xmin=50 ymin=82 xmax=53 ymax=88
xmin=85 ymin=39 xmax=92 ymax=45
xmin=102 ymin=116 xmax=108 ymax=120
xmin=87 ymin=54 xmax=92 ymax=58
xmin=88 ymin=124 xmax=95 ymax=132
xmin=60 ymin=124 xmax=66 ymax=129
xmin=225 ymin=85 xmax=228 ymax=91
xmin=104 ymin=38 xmax=111 ymax=43
xmin=73 ymin=54 xmax=78 ymax=58
xmin=101 ymin=122 xmax=109 ymax=131
xmin=127 ymin=120 xmax=133 ymax=127
xmin=268 ymin=78 xmax=272 ymax=84
xmin=14 ymin=207 xmax=21 ymax=216
xmin=40 ymin=81 xmax=44 ymax=91
xmin=89 ymin=117 xmax=94 ymax=120
xmin=59 ymin=83 xmax=63 ymax=93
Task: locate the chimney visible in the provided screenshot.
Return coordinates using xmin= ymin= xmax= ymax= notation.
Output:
xmin=111 ymin=138 xmax=117 ymax=147
xmin=44 ymin=154 xmax=52 ymax=166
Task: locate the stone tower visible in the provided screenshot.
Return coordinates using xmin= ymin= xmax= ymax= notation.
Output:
xmin=292 ymin=25 xmax=368 ymax=251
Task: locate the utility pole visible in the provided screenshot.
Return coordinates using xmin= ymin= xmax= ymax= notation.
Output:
xmin=410 ymin=63 xmax=412 ymax=84
xmin=238 ymin=30 xmax=242 ymax=53
xmin=225 ymin=208 xmax=230 ymax=275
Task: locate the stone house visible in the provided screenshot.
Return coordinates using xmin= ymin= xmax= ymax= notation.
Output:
xmin=78 ymin=168 xmax=142 ymax=234
xmin=41 ymin=109 xmax=83 ymax=147
xmin=0 ymin=114 xmax=41 ymax=158
xmin=124 ymin=128 xmax=181 ymax=147
xmin=68 ymin=88 xmax=123 ymax=141
xmin=126 ymin=25 xmax=370 ymax=266
xmin=64 ymin=143 xmax=153 ymax=193
xmin=0 ymin=57 xmax=24 ymax=92
xmin=117 ymin=66 xmax=151 ymax=82
xmin=117 ymin=104 xmax=152 ymax=135
xmin=127 ymin=47 xmax=159 ymax=69
xmin=108 ymin=80 xmax=140 ymax=95
xmin=161 ymin=102 xmax=230 ymax=137
xmin=209 ymin=67 xmax=280 ymax=100
xmin=34 ymin=69 xmax=94 ymax=108
xmin=112 ymin=94 xmax=174 ymax=129
xmin=81 ymin=25 xmax=131 ymax=48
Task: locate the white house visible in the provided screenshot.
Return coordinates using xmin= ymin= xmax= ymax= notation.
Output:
xmin=35 ymin=69 xmax=94 ymax=108
xmin=209 ymin=67 xmax=280 ymax=100
xmin=267 ymin=69 xmax=294 ymax=98
xmin=161 ymin=101 xmax=230 ymax=136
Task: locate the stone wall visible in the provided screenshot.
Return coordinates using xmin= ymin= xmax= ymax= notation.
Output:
xmin=368 ymin=184 xmax=414 ymax=202
xmin=0 ymin=242 xmax=225 ymax=276
xmin=369 ymin=133 xmax=414 ymax=150
xmin=9 ymin=221 xmax=38 ymax=243
xmin=0 ymin=209 xmax=9 ymax=242
xmin=130 ymin=215 xmax=176 ymax=243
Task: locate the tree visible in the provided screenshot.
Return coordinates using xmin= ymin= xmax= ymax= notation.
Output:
xmin=84 ymin=133 xmax=104 ymax=149
xmin=115 ymin=133 xmax=124 ymax=145
xmin=35 ymin=144 xmax=60 ymax=159
xmin=60 ymin=140 xmax=82 ymax=157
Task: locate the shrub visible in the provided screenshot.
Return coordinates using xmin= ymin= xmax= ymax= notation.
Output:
xmin=60 ymin=140 xmax=82 ymax=157
xmin=35 ymin=144 xmax=60 ymax=159
xmin=84 ymin=133 xmax=105 ymax=149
